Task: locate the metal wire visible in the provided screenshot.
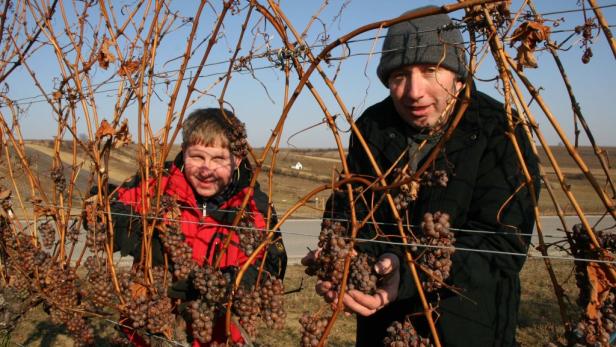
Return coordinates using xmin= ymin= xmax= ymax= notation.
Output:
xmin=2 ymin=17 xmax=610 ymax=107
xmin=14 ymin=201 xmax=616 ymax=264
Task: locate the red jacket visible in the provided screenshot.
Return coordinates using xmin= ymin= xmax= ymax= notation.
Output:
xmin=115 ymin=160 xmax=268 ymax=269
xmin=110 ymin=155 xmax=285 ymax=346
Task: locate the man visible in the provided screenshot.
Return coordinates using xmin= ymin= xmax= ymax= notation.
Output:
xmin=307 ymin=7 xmax=540 ymax=347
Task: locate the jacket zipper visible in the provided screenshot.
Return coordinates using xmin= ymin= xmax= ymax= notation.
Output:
xmin=202 ymin=202 xmax=207 ymax=217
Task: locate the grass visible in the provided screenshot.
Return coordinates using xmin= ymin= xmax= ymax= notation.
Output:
xmin=7 ymin=261 xmax=581 ymax=346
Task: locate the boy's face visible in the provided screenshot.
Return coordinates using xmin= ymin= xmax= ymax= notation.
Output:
xmin=182 ymin=142 xmax=240 ymax=198
xmin=388 ymin=64 xmax=463 ymax=130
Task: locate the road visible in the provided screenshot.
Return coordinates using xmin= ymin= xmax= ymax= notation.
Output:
xmin=280 ymin=215 xmax=614 ymax=264
xmin=17 ymin=215 xmax=612 ymax=267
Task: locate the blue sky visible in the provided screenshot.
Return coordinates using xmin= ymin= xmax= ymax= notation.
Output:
xmin=4 ymin=1 xmax=616 ymax=148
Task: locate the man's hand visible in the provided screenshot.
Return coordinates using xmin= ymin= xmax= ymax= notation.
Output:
xmin=342 ymin=253 xmax=400 ymax=316
xmin=303 ymin=251 xmax=400 ymax=317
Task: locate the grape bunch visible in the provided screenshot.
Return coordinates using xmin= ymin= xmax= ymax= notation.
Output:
xmin=383 ymin=317 xmax=432 ymax=347
xmin=415 ymin=212 xmax=455 ymax=292
xmin=299 ymin=312 xmax=330 ymax=347
xmin=38 ymin=219 xmax=55 ymax=249
xmin=82 ymin=256 xmax=116 ymax=311
xmin=305 ymin=220 xmax=380 ymax=295
xmin=260 ymin=278 xmax=286 ymax=329
xmin=420 ymin=170 xmax=449 ymax=187
xmin=145 ymin=295 xmax=174 ymax=334
xmin=119 ymin=267 xmax=174 ymax=335
xmin=348 ymin=252 xmax=379 ymax=295
xmin=124 ymin=295 xmax=148 ymax=329
xmin=567 ymin=288 xmax=616 ymax=347
xmin=40 ymin=262 xmax=94 ymax=346
xmin=392 ymin=169 xmax=448 ymax=212
xmin=159 ymin=195 xmax=182 ymax=221
xmin=50 ymin=167 xmax=67 ymax=193
xmin=565 ymin=224 xmax=616 ymax=346
xmin=192 ymin=265 xmax=228 ymax=303
xmin=232 ymin=286 xmax=261 ymax=337
xmin=188 ymin=299 xmax=216 ymax=343
xmin=226 ymin=118 xmax=248 ymax=158
xmin=3 ymin=231 xmax=42 ymax=278
xmin=304 ymin=219 xmax=351 ymax=291
xmin=570 ymin=224 xmax=597 ymax=306
xmin=393 ymin=182 xmax=418 ymax=211
xmin=158 ymin=225 xmax=196 ymax=280
xmin=237 ymin=213 xmax=263 ymax=255
xmin=85 ymin=221 xmax=107 ymax=252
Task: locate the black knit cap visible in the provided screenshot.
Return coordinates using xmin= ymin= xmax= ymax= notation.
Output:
xmin=377 ymin=6 xmax=467 ymax=86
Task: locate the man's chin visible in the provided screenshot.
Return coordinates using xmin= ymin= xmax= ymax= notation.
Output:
xmin=195 ymin=186 xmax=217 ymax=198
xmin=408 ymin=119 xmax=433 ymax=130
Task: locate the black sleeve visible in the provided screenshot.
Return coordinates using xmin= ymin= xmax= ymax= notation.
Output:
xmin=86 ymin=184 xmax=165 ymax=266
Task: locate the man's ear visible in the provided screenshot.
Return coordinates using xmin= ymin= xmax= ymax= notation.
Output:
xmin=233 ymin=155 xmax=241 ymax=168
xmin=454 ymin=80 xmax=464 ymax=94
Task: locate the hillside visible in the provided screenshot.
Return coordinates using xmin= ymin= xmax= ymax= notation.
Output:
xmin=1 ymin=141 xmax=613 ymax=218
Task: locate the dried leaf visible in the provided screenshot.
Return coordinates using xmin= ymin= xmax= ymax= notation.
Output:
xmin=129 ymin=282 xmax=148 ymax=301
xmin=0 ymin=189 xmax=10 ymax=201
xmin=515 ymin=42 xmax=538 ymax=69
xmin=465 ymin=1 xmax=511 ymax=27
xmin=31 ymin=197 xmax=54 ymax=216
xmin=52 ymin=90 xmax=62 ymax=101
xmin=113 ymin=119 xmax=132 ymax=148
xmin=95 ymin=120 xmax=115 ymax=140
xmin=0 ymin=188 xmax=10 ymax=219
xmin=585 ymin=263 xmax=614 ymax=319
xmin=510 ymin=21 xmax=551 ymax=70
xmin=409 ymin=181 xmax=420 ymax=201
xmin=97 ymin=37 xmax=116 ymax=70
xmin=118 ymin=60 xmax=141 ymax=77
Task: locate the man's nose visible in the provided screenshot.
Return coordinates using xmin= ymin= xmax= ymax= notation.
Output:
xmin=198 ymin=158 xmax=215 ymax=171
xmin=406 ymin=71 xmax=426 ymax=101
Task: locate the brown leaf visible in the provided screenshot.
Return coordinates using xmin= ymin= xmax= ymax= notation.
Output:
xmin=95 ymin=120 xmax=115 ymax=140
xmin=52 ymin=90 xmax=62 ymax=101
xmin=97 ymin=37 xmax=116 ymax=70
xmin=113 ymin=119 xmax=132 ymax=148
xmin=118 ymin=60 xmax=141 ymax=77
xmin=585 ymin=262 xmax=614 ymax=319
xmin=31 ymin=197 xmax=54 ymax=217
xmin=510 ymin=21 xmax=551 ymax=70
xmin=515 ymin=43 xmax=538 ymax=70
xmin=0 ymin=189 xmax=10 ymax=201
xmin=129 ymin=282 xmax=148 ymax=301
xmin=409 ymin=181 xmax=420 ymax=201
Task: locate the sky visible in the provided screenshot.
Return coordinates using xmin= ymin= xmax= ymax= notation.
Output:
xmin=3 ymin=0 xmax=616 ymax=149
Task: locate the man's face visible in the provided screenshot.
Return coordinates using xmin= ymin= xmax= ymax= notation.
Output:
xmin=388 ymin=64 xmax=463 ymax=130
xmin=182 ymin=143 xmax=240 ymax=198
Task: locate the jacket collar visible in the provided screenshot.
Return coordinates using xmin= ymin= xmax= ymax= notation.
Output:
xmin=367 ymin=86 xmax=492 ymax=168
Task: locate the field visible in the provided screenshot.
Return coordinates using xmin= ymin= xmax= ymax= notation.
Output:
xmin=4 ymin=141 xmax=615 ymax=218
xmin=1 ymin=141 xmax=613 ymax=346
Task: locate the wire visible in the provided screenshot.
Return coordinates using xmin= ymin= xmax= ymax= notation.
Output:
xmin=16 ymin=201 xmax=616 ymax=264
xmin=24 ymin=199 xmax=580 ymax=240
xmin=538 ymin=3 xmax=616 ymax=16
xmin=1 ymin=18 xmax=609 ymax=107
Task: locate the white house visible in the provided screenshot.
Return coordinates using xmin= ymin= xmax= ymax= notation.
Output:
xmin=291 ymin=162 xmax=303 ymax=170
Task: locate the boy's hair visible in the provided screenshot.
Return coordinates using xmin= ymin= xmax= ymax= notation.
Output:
xmin=182 ymin=108 xmax=248 ymax=157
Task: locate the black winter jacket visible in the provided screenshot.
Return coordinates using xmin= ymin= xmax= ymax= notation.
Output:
xmin=331 ymin=90 xmax=540 ymax=346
